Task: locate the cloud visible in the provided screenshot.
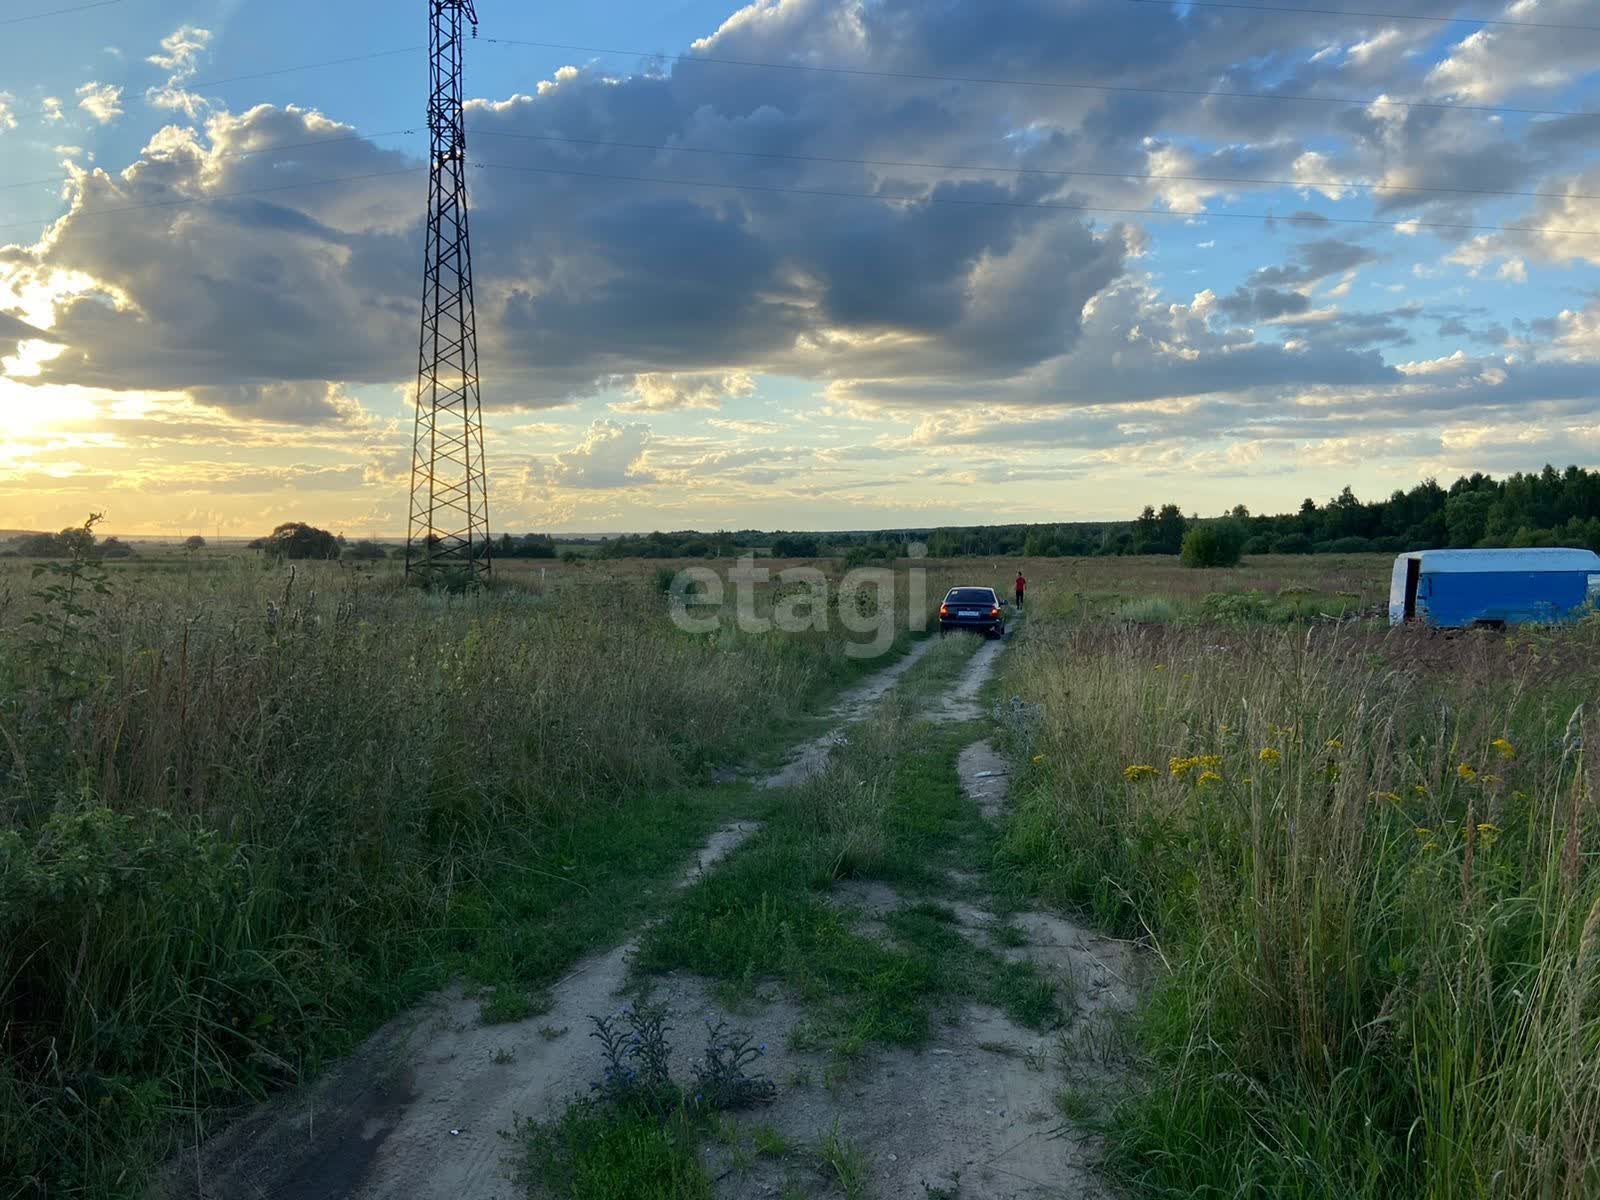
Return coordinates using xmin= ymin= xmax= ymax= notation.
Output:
xmin=0 ymin=94 xmax=16 ymax=133
xmin=146 ymin=25 xmax=212 ymax=118
xmin=611 ymin=371 xmax=755 ymax=413
xmin=1 ymin=0 xmax=1595 ymax=513
xmin=546 ymin=419 xmax=654 ymax=488
xmin=709 ymin=417 xmax=785 ymax=435
xmin=75 ymin=82 xmax=123 ymax=125
xmin=41 ymin=96 xmax=63 ymax=123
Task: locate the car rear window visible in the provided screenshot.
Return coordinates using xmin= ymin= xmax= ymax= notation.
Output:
xmin=947 ymin=588 xmax=996 ymax=604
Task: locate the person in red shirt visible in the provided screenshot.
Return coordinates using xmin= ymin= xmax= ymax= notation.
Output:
xmin=1014 ymin=572 xmax=1026 ymax=610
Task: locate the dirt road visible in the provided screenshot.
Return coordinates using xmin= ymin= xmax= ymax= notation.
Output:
xmin=164 ymin=634 xmax=1137 ymax=1200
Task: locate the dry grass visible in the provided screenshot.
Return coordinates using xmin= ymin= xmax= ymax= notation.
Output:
xmin=0 ymin=552 xmax=948 ymax=1197
xmin=1000 ymin=609 xmax=1600 ymax=1198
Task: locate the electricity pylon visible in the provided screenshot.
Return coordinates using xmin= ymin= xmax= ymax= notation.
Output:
xmin=407 ymin=0 xmax=490 ymax=580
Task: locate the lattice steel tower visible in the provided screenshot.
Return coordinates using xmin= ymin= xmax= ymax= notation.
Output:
xmin=407 ymin=0 xmax=490 ymax=579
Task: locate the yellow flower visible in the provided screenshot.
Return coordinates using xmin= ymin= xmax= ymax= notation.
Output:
xmin=1154 ymin=664 xmax=1167 ymax=672
xmin=1373 ymin=791 xmax=1402 ymax=804
xmin=1123 ymin=764 xmax=1158 ymax=782
xmin=1413 ymin=784 xmax=1429 ymax=797
xmin=1197 ymin=770 xmax=1223 ymax=787
xmin=1197 ymin=754 xmax=1223 ymax=770
xmin=1476 ymin=822 xmax=1501 ymax=849
xmin=1219 ymin=723 xmax=1232 ymax=734
xmin=1170 ymin=756 xmax=1197 ymax=778
xmin=1258 ymin=747 xmax=1282 ymax=765
xmin=1421 ymin=841 xmax=1440 ymax=854
xmin=1457 ymin=763 xmax=1477 ymax=782
xmin=1325 ymin=737 xmax=1344 ymax=751
xmin=1414 ymin=826 xmax=1433 ymax=839
xmin=1491 ymin=738 xmax=1516 ymax=760
xmin=1031 ymin=754 xmax=1045 ymax=764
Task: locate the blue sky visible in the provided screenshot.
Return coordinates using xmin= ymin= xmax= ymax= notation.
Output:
xmin=1 ymin=0 xmax=1598 ymax=535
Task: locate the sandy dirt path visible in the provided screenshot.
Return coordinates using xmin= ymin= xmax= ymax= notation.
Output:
xmin=161 ymin=635 xmax=943 ymax=1200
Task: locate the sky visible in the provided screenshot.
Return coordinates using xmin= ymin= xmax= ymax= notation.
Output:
xmin=0 ymin=0 xmax=1598 ymax=536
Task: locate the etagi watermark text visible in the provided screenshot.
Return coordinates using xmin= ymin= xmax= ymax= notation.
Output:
xmin=666 ymin=547 xmax=928 ymax=659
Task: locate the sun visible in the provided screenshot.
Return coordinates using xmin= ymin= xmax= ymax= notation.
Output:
xmin=0 ymin=375 xmax=96 ymax=437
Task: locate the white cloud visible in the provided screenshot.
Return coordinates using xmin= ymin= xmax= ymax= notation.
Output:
xmin=145 ymin=25 xmax=212 ymax=118
xmin=75 ymin=82 xmax=123 ymax=125
xmin=41 ymin=96 xmax=63 ymax=122
xmin=547 ymin=419 xmax=654 ymax=489
xmin=0 ymin=94 xmax=16 ymax=132
xmin=611 ymin=371 xmax=756 ymax=413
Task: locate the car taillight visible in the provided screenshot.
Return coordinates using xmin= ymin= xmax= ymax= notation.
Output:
xmin=989 ymin=606 xmax=1000 ymax=617
xmin=939 ymin=604 xmax=949 ymax=616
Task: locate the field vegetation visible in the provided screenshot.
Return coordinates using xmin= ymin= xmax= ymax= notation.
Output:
xmin=0 ymin=538 xmax=963 ymax=1197
xmin=9 ymin=531 xmax=1596 ymax=1199
xmin=997 ymin=555 xmax=1600 ymax=1199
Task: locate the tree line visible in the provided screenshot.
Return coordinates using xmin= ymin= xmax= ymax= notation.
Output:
xmin=7 ymin=464 xmax=1597 ymax=565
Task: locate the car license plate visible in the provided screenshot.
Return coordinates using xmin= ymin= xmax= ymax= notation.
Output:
xmin=958 ymin=609 xmax=979 ymax=617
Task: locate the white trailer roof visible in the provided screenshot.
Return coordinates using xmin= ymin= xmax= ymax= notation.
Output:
xmin=1399 ymin=548 xmax=1600 ymax=574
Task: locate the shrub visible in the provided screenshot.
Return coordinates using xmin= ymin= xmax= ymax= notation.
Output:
xmin=1180 ymin=522 xmax=1246 ymax=568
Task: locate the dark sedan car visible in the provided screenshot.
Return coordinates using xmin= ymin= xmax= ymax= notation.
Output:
xmin=938 ymin=586 xmax=1006 ymax=637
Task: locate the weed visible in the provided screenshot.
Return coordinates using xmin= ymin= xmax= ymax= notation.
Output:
xmin=539 ymin=1024 xmax=570 ymax=1041
xmin=1053 ymin=1087 xmax=1095 ymax=1121
xmin=691 ymin=1018 xmax=777 ymax=1110
xmin=481 ymin=987 xmax=551 ymax=1025
xmin=752 ymin=1122 xmax=790 ymax=1157
xmin=816 ymin=1122 xmax=871 ymax=1200
xmin=492 ymin=1046 xmax=516 ymax=1065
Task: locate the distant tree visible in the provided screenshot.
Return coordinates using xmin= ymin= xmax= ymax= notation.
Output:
xmin=343 ymin=540 xmax=387 ymax=561
xmin=771 ymin=533 xmax=820 ymax=558
xmin=264 ymin=522 xmax=340 ymax=560
xmin=99 ymin=536 xmax=134 ymax=559
xmin=185 ymin=535 xmax=206 ymax=552
xmin=1181 ymin=521 xmax=1246 ymax=568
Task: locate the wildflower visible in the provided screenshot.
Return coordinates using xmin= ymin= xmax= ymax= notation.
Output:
xmin=1421 ymin=841 xmax=1440 ymax=854
xmin=1457 ymin=763 xmax=1477 ymax=782
xmin=1197 ymin=770 xmax=1223 ymax=787
xmin=1325 ymin=737 xmax=1343 ymax=751
xmin=1197 ymin=754 xmax=1223 ymax=770
xmin=1154 ymin=664 xmax=1167 ymax=672
xmin=1170 ymin=756 xmax=1197 ymax=779
xmin=1413 ymin=784 xmax=1429 ymax=797
xmin=1491 ymin=738 xmax=1516 ymax=760
xmin=1476 ymin=822 xmax=1501 ymax=849
xmin=1414 ymin=826 xmax=1433 ymax=839
xmin=1258 ymin=747 xmax=1282 ymax=765
xmin=1031 ymin=754 xmax=1045 ymax=764
xmin=1219 ymin=723 xmax=1232 ymax=734
xmin=1373 ymin=791 xmax=1402 ymax=804
xmin=1123 ymin=764 xmax=1158 ymax=782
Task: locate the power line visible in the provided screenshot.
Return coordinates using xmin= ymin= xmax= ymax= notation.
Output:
xmin=180 ymin=46 xmax=424 ymax=93
xmin=0 ymin=167 xmax=425 ymax=235
xmin=474 ymin=158 xmax=1600 ymax=238
xmin=1113 ymin=0 xmax=1600 ymax=33
xmin=485 ymin=37 xmax=1600 ymax=122
xmin=0 ymin=129 xmax=419 ymax=193
xmin=2 ymin=0 xmax=121 ymax=25
xmin=469 ymin=127 xmax=1600 ymax=206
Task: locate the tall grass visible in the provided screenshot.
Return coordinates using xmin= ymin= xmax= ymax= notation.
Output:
xmin=1000 ymin=620 xmax=1600 ymax=1198
xmin=0 ymin=557 xmax=929 ymax=1196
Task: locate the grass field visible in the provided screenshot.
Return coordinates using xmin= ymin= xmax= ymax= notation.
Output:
xmin=0 ymin=549 xmax=951 ymax=1197
xmin=6 ymin=544 xmax=1595 ymax=1198
xmin=995 ymin=558 xmax=1600 ymax=1200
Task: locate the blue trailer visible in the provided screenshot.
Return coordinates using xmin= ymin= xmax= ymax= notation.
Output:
xmin=1389 ymin=548 xmax=1600 ymax=628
